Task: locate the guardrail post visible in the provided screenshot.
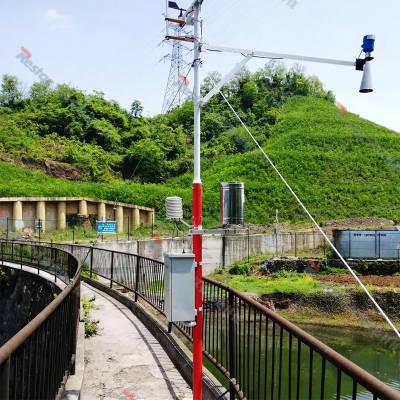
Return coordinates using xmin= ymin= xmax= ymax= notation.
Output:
xmin=349 ymin=231 xmax=352 ymax=259
xmin=69 ymin=276 xmax=79 ymax=376
xmin=134 ymin=256 xmax=141 ymax=302
xmin=37 ymin=246 xmax=40 ymax=275
xmin=51 ymin=241 xmax=56 ymax=283
xmin=90 ymin=247 xmax=94 ymax=279
xmin=377 ymin=230 xmax=381 ymax=259
xmin=247 ymin=228 xmax=250 ymax=265
xmin=68 ymin=255 xmax=73 ymax=279
xmin=0 ymin=358 xmax=10 ymax=400
xmin=222 ymin=234 xmax=226 ymax=267
xmin=228 ymin=291 xmax=237 ymax=400
xmin=110 ymin=251 xmax=114 ymax=288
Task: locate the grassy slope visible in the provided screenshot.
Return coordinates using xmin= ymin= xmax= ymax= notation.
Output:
xmin=0 ymin=162 xmax=190 ymax=210
xmin=169 ymin=96 xmax=400 ymax=224
xmin=1 ymin=96 xmax=399 ymax=225
xmin=209 ymin=272 xmax=323 ymax=295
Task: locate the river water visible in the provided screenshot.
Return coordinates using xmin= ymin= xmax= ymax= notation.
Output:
xmin=204 ymin=320 xmax=400 ymax=399
xmin=301 ymin=324 xmax=400 ymax=397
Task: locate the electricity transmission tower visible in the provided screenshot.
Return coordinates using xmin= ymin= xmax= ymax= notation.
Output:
xmin=161 ymin=24 xmax=192 ymax=113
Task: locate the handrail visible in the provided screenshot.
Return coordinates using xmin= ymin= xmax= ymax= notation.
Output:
xmin=203 ymin=277 xmax=400 ymax=400
xmin=0 ymin=241 xmax=81 ymax=400
xmin=0 ymin=258 xmax=80 ymax=364
xmin=10 ymin=240 xmax=400 ymax=400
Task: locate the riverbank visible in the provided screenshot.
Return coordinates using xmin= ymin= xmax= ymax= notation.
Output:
xmin=265 ymin=299 xmax=400 ymax=333
xmin=209 ymin=256 xmax=400 ymax=332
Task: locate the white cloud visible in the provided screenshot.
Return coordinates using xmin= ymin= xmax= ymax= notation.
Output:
xmin=45 ymin=9 xmax=71 ymax=30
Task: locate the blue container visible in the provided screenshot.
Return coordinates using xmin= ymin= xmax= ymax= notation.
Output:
xmin=333 ymin=230 xmax=400 ymax=259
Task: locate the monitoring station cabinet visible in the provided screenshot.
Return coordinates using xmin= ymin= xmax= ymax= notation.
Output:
xmin=164 ymin=253 xmax=195 ymax=323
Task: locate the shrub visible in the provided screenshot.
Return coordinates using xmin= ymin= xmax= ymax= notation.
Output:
xmin=229 ymin=262 xmax=252 ymax=275
xmin=82 ymin=295 xmax=99 ymax=338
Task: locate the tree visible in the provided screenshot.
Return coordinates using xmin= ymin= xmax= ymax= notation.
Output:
xmin=201 ymin=112 xmax=225 ymax=141
xmin=85 ymin=119 xmax=121 ymax=151
xmin=123 ymin=139 xmax=167 ymax=182
xmin=200 ymin=71 xmax=221 ymax=96
xmin=30 ymin=80 xmax=52 ymax=99
xmin=130 ymin=100 xmax=143 ymax=118
xmin=242 ymin=80 xmax=258 ymax=109
xmin=0 ymin=75 xmax=23 ymax=108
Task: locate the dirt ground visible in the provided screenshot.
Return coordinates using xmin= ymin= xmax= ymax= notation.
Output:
xmin=321 ymin=217 xmax=395 ymax=229
xmin=317 ymin=274 xmax=400 ymax=287
xmin=246 ymin=217 xmax=396 ymax=234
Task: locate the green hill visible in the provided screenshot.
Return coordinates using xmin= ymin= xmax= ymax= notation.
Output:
xmin=168 ymin=96 xmax=400 ymax=224
xmin=0 ymin=68 xmax=399 ymax=226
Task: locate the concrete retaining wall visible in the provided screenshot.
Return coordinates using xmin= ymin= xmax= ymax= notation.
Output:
xmin=92 ymin=231 xmax=323 ymax=275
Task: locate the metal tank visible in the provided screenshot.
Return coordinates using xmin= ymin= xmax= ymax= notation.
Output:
xmin=220 ymin=182 xmax=245 ymax=226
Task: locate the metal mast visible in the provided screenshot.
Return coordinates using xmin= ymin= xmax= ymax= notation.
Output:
xmin=164 ymin=3 xmax=204 ymax=398
xmin=164 ymin=3 xmax=379 ymax=400
xmin=162 ymin=24 xmax=192 ymax=113
xmin=190 ymin=4 xmax=203 ymax=400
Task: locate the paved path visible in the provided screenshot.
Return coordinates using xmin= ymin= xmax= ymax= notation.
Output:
xmin=81 ymin=283 xmax=192 ymax=400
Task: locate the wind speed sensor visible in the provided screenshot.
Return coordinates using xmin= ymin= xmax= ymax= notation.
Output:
xmin=357 ymin=35 xmax=376 ymax=93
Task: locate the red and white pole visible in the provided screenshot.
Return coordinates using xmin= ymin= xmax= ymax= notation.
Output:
xmin=192 ymin=2 xmax=203 ymax=399
xmin=192 ymin=182 xmax=203 ymax=400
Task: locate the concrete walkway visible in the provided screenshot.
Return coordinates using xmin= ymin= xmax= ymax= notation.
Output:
xmin=81 ymin=283 xmax=192 ymax=400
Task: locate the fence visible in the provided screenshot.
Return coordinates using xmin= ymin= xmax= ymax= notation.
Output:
xmin=0 ymin=217 xmax=59 ymax=236
xmin=0 ymin=216 xmax=153 ymax=239
xmin=222 ymin=231 xmax=325 ymax=267
xmin=0 ymin=241 xmax=81 ymax=400
xmin=80 ymin=230 xmax=325 ymax=275
xmin=52 ymin=243 xmax=399 ymax=400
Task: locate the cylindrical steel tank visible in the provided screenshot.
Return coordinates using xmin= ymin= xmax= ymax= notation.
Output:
xmin=220 ymin=182 xmax=245 ymax=226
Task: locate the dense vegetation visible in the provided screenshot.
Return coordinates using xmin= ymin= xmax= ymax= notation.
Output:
xmin=0 ymin=65 xmax=331 ymax=183
xmin=1 ymin=63 xmax=399 ymax=225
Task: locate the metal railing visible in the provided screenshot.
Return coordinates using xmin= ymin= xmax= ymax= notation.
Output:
xmin=53 ymin=243 xmax=400 ymax=400
xmin=0 ymin=241 xmax=80 ymax=400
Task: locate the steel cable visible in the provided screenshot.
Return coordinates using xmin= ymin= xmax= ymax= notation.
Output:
xmin=219 ymin=90 xmax=400 ymax=339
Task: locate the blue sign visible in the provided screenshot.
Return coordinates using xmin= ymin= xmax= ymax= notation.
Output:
xmin=96 ymin=221 xmax=117 ymax=234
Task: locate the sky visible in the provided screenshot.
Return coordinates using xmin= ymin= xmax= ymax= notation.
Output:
xmin=0 ymin=0 xmax=399 ymax=131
